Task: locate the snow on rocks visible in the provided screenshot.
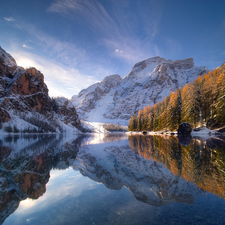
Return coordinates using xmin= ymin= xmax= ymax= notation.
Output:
xmin=71 ymin=57 xmax=209 ymax=124
xmin=0 ymin=47 xmax=81 ymax=133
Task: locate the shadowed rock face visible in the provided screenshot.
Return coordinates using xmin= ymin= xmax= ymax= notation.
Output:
xmin=71 ymin=56 xmax=208 ymax=122
xmin=53 ymin=97 xmax=80 ymax=127
xmin=0 ymin=108 xmax=11 ymax=122
xmin=0 ymin=46 xmax=81 ymax=129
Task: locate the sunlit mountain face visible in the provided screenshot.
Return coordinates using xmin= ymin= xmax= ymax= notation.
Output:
xmin=1 ymin=134 xmax=225 ymax=225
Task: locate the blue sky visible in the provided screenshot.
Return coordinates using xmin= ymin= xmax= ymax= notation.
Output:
xmin=1 ymin=0 xmax=225 ymax=98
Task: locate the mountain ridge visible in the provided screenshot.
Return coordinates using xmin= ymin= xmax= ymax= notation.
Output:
xmin=71 ymin=56 xmax=209 ymax=124
xmin=0 ymin=46 xmax=81 ymax=133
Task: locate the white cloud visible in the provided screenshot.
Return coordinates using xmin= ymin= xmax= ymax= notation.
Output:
xmin=106 ymin=38 xmax=159 ymax=65
xmin=22 ymin=44 xmax=33 ymax=49
xmin=4 ymin=17 xmax=15 ymax=22
xmin=115 ymin=49 xmax=123 ymax=54
xmin=12 ymin=20 xmax=84 ymax=67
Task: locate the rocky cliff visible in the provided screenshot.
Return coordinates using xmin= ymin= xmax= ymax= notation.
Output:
xmin=0 ymin=46 xmax=81 ymax=133
xmin=71 ymin=57 xmax=208 ymax=123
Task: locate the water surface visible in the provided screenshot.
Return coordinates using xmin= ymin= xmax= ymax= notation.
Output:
xmin=1 ymin=134 xmax=225 ymax=225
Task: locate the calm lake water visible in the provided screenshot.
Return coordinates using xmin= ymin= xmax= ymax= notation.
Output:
xmin=1 ymin=133 xmax=225 ymax=225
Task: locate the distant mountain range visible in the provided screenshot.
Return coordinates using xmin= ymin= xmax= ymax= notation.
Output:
xmin=0 ymin=46 xmax=209 ymax=132
xmin=71 ymin=57 xmax=208 ymax=124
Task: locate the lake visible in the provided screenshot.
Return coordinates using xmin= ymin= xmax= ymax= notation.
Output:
xmin=1 ymin=133 xmax=225 ymax=225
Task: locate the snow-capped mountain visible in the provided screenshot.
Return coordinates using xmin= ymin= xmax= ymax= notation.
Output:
xmin=0 ymin=46 xmax=81 ymax=133
xmin=71 ymin=57 xmax=208 ymax=124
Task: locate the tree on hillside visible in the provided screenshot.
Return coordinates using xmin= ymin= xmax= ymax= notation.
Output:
xmin=128 ymin=62 xmax=225 ymax=132
xmin=168 ymin=90 xmax=182 ymax=130
xmin=128 ymin=114 xmax=138 ymax=131
xmin=137 ymin=110 xmax=143 ymax=131
xmin=215 ymin=66 xmax=225 ymax=124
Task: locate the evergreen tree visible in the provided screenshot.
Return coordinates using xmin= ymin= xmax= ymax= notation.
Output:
xmin=128 ymin=62 xmax=225 ymax=131
xmin=174 ymin=88 xmax=182 ymax=126
xmin=13 ymin=125 xmax=19 ymax=133
xmin=137 ymin=110 xmax=143 ymax=131
xmin=5 ymin=125 xmax=12 ymax=133
xmin=216 ymin=71 xmax=225 ymax=124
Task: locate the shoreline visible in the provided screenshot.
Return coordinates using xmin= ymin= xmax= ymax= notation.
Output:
xmin=127 ymin=126 xmax=225 ymax=141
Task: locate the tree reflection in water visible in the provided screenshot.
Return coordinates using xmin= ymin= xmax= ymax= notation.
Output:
xmin=128 ymin=135 xmax=225 ymax=199
xmin=0 ymin=134 xmax=225 ymax=225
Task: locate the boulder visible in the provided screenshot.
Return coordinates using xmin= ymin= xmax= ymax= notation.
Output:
xmin=177 ymin=122 xmax=192 ymax=135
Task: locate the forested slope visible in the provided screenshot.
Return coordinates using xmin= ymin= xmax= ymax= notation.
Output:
xmin=128 ymin=63 xmax=225 ymax=131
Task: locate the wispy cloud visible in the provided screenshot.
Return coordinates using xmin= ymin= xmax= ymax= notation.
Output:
xmin=11 ymin=50 xmax=99 ymax=98
xmin=4 ymin=17 xmax=15 ymax=22
xmin=16 ymin=21 xmax=83 ymax=67
xmin=22 ymin=44 xmax=33 ymax=49
xmin=12 ymin=19 xmax=112 ymax=78
xmin=48 ymin=0 xmax=117 ymax=33
xmin=162 ymin=38 xmax=183 ymax=58
xmin=48 ymin=0 xmax=162 ymax=64
xmin=104 ymin=38 xmax=159 ymax=65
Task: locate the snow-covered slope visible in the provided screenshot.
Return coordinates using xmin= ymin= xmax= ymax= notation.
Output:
xmin=71 ymin=57 xmax=208 ymax=124
xmin=0 ymin=46 xmax=81 ymax=133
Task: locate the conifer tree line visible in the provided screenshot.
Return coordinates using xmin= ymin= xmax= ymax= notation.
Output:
xmin=128 ymin=63 xmax=225 ymax=131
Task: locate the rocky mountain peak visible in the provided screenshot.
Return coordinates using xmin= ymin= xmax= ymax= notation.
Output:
xmin=174 ymin=58 xmax=194 ymax=70
xmin=0 ymin=47 xmax=81 ymax=132
xmin=72 ymin=56 xmax=209 ymax=123
xmin=9 ymin=67 xmax=48 ymax=97
xmin=0 ymin=46 xmax=17 ymax=66
xmin=0 ymin=46 xmax=17 ymax=79
xmin=126 ymin=57 xmax=195 ymax=80
xmin=100 ymin=74 xmax=121 ymax=93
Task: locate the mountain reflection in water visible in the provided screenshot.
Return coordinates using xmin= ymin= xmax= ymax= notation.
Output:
xmin=0 ymin=134 xmax=82 ymax=224
xmin=0 ymin=134 xmax=225 ymax=224
xmin=128 ymin=135 xmax=225 ymax=199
